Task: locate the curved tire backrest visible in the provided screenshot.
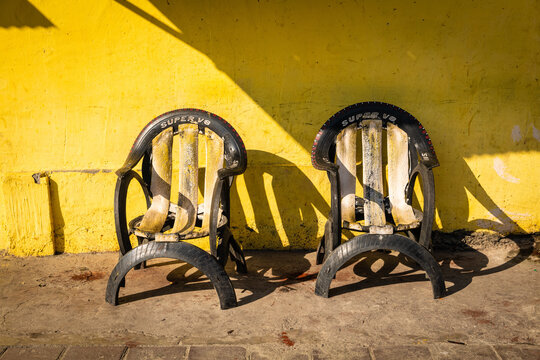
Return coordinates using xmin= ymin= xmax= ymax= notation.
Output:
xmin=117 ymin=109 xmax=247 ymax=178
xmin=116 ymin=109 xmax=247 ymax=235
xmin=311 ymin=102 xmax=438 ymax=172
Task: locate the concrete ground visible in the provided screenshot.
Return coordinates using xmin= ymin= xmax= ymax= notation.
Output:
xmin=0 ymin=233 xmax=538 ymax=359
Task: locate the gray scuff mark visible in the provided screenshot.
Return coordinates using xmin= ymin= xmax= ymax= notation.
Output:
xmin=27 ymin=170 xmax=113 ymax=176
xmin=493 ymin=157 xmax=520 ymax=184
xmin=511 ymin=125 xmax=522 ymax=143
xmin=474 ymin=208 xmax=530 ymax=234
xmin=466 ymin=110 xmax=479 ymax=136
xmin=31 ymin=173 xmax=47 ymax=184
xmin=48 ymin=169 xmax=114 ymax=174
xmin=473 ymin=218 xmax=513 ymax=234
xmin=1 ymin=298 xmax=31 ymax=328
xmin=533 ymin=124 xmax=540 ymax=142
xmin=490 ymin=207 xmax=531 ymax=220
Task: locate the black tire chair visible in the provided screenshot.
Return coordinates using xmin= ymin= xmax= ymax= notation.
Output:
xmin=106 ymin=109 xmax=247 ymax=309
xmin=311 ymin=102 xmax=445 ymax=299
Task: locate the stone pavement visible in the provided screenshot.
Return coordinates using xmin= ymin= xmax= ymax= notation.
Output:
xmin=0 ymin=344 xmax=539 ymax=359
xmin=0 ymin=235 xmax=538 ymax=359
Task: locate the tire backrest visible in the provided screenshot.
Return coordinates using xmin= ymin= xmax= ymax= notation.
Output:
xmin=117 ymin=109 xmax=247 ymax=235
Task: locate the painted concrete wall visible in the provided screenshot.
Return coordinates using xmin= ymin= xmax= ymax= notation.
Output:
xmin=0 ymin=0 xmax=538 ymax=255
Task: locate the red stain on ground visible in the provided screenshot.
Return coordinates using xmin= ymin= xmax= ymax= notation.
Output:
xmin=279 ymin=332 xmax=295 ymax=347
xmin=461 ymin=309 xmax=494 ymax=325
xmin=71 ymin=271 xmax=105 ymax=281
xmin=461 ymin=309 xmax=487 ymax=318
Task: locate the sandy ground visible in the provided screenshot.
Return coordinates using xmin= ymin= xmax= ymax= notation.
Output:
xmin=0 ymin=234 xmax=538 ymax=357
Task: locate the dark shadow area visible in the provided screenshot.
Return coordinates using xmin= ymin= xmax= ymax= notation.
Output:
xmin=434 ymin=233 xmax=536 ymax=296
xmin=118 ymin=277 xmax=216 ymax=305
xmin=231 ymin=250 xmax=316 ymax=306
xmin=113 ymin=0 xmax=537 ymax=152
xmin=0 ymin=0 xmax=55 ymax=28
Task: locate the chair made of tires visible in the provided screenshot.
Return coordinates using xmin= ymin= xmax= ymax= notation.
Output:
xmin=105 ymin=109 xmax=247 ymax=309
xmin=311 ymin=102 xmax=446 ymax=299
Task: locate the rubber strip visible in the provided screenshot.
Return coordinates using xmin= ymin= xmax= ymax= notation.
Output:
xmin=314 ymin=234 xmax=445 ymax=299
xmin=114 ymin=170 xmax=151 ymax=255
xmin=228 ymin=233 xmax=248 ymax=274
xmin=105 ymin=241 xmax=237 ymax=309
xmin=406 ymin=163 xmax=435 ymax=249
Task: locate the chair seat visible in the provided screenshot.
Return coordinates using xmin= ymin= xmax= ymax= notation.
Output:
xmin=129 ymin=204 xmax=228 ymax=241
xmin=343 ymin=207 xmax=423 ymax=233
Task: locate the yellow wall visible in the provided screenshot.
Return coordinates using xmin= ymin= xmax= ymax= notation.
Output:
xmin=0 ymin=0 xmax=538 ymax=255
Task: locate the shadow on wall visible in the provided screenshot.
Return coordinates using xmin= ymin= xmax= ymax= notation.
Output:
xmin=230 ymin=150 xmax=356 ymax=249
xmin=0 ymin=0 xmax=55 ymax=28
xmin=436 ymin=158 xmax=527 ymax=235
xmin=114 ymin=0 xmax=536 ymax=149
xmin=108 ymin=0 xmax=537 ymax=239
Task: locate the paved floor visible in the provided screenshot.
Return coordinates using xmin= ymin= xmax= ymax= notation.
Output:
xmin=0 ymin=343 xmax=538 ymax=359
xmin=0 ymin=234 xmax=538 ymax=359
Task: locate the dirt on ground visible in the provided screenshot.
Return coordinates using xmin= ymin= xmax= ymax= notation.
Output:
xmin=0 ymin=233 xmax=538 ymax=357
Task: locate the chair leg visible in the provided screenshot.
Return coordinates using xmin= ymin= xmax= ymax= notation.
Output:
xmin=217 ymin=226 xmax=247 ymax=274
xmin=228 ymin=234 xmax=248 ymax=274
xmin=316 ymin=235 xmax=326 ymax=265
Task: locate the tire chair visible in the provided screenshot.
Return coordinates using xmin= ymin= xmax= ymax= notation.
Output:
xmin=105 ymin=109 xmax=247 ymax=309
xmin=311 ymin=102 xmax=446 ymax=299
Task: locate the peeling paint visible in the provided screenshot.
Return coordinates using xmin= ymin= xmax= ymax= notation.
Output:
xmin=511 ymin=125 xmax=522 ymax=143
xmin=406 ymin=50 xmax=417 ymax=60
xmin=493 ymin=157 xmax=520 ymax=183
xmin=2 ymin=174 xmax=55 ymax=256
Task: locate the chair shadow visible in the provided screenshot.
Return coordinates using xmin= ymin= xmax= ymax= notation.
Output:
xmin=228 ymin=149 xmax=355 ymax=249
xmin=116 ymin=232 xmax=535 ymax=305
xmin=116 ymin=250 xmax=317 ymax=306
xmin=330 ymin=250 xmax=428 ymax=297
xmin=435 ymin=233 xmax=535 ymax=296
xmin=326 ymin=233 xmax=535 ymax=298
xmin=231 ymin=250 xmax=317 ymax=306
